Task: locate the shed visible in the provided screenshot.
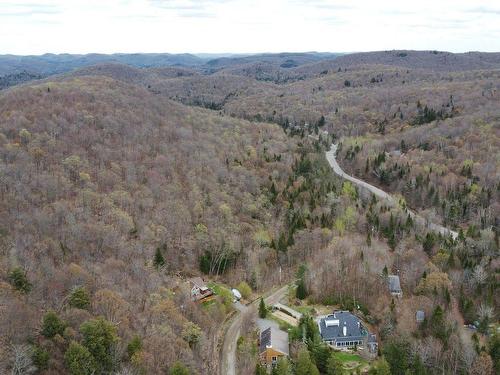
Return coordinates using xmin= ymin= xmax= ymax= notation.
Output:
xmin=416 ymin=310 xmax=425 ymax=323
xmin=388 ymin=275 xmax=402 ymax=297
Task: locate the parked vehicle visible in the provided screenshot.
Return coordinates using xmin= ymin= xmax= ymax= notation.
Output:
xmin=231 ymin=288 xmax=242 ymax=301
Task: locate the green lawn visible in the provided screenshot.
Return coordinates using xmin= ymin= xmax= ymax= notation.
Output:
xmin=200 ymin=297 xmax=216 ymax=309
xmin=207 ymin=281 xmax=233 ymax=308
xmin=332 ymin=351 xmax=369 ymax=371
xmin=333 ymin=352 xmax=363 ymax=362
xmin=293 ymin=305 xmax=315 ymax=315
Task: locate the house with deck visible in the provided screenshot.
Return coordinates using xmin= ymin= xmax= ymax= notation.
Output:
xmin=259 ymin=327 xmax=289 ymax=367
xmin=318 ymin=311 xmax=377 ymax=352
xmin=188 ymin=277 xmax=213 ymax=302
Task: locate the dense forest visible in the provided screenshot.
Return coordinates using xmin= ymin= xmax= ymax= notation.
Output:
xmin=0 ymin=50 xmax=498 ymax=375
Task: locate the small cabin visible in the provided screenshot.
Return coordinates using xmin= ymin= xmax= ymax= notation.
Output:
xmin=188 ymin=277 xmax=213 ymax=302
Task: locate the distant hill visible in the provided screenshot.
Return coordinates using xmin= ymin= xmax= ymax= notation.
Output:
xmin=0 ymin=70 xmax=42 ymax=90
xmin=298 ymin=50 xmax=500 ymax=73
xmin=204 ymin=52 xmax=340 ymax=71
xmin=0 ymin=52 xmax=206 ymax=77
xmin=3 ymin=50 xmax=500 ymax=91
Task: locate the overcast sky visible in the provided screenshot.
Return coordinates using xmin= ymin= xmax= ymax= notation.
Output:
xmin=1 ymin=0 xmax=499 ymax=55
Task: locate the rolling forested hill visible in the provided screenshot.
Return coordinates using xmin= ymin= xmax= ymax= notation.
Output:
xmin=0 ymin=74 xmax=304 ymax=374
xmin=0 ymin=50 xmax=498 ymax=375
xmin=143 ymin=53 xmax=500 ymax=232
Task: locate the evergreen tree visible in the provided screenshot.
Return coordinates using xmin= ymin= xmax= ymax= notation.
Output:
xmin=296 ymin=277 xmax=308 ymax=300
xmin=80 ymin=317 xmax=118 ymax=373
xmin=388 ymin=232 xmax=396 ymax=251
xmin=430 ymin=305 xmax=449 ymax=343
xmin=258 ymin=298 xmax=267 ymax=318
xmin=368 ymin=358 xmax=391 ymax=375
xmin=153 ymin=247 xmax=166 ymax=269
xmin=422 ymin=233 xmax=436 ymax=255
xmin=382 ymin=265 xmax=388 ymax=277
xmin=488 ymin=333 xmax=500 ymax=375
xmin=8 ymin=267 xmax=32 ymax=293
xmin=272 ymin=357 xmax=292 ymax=375
xmin=199 ymin=251 xmax=211 ymax=274
xmin=170 ymin=361 xmax=191 ymax=375
xmin=270 ymin=182 xmax=278 ymax=203
xmin=33 ymin=345 xmax=50 ymax=371
xmin=126 ymin=335 xmax=142 ymax=359
xmin=296 ymin=348 xmax=319 ymax=375
xmin=68 ymin=286 xmax=91 ymax=310
xmin=383 ymin=338 xmax=410 ymax=374
xmin=41 ymin=311 xmax=66 ymax=338
xmin=318 ymin=115 xmax=325 ymax=127
xmin=309 ymin=342 xmax=330 ymax=373
xmin=65 ymin=341 xmax=96 ymax=375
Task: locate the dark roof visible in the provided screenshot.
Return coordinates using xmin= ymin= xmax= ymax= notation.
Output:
xmin=259 ymin=327 xmax=289 ymax=355
xmin=260 ymin=328 xmax=271 ymax=353
xmin=318 ymin=311 xmax=368 ymax=342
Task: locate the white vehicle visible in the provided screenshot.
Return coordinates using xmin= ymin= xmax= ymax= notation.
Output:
xmin=231 ymin=288 xmax=242 ymax=301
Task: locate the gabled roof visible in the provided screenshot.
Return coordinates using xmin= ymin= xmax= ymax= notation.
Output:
xmin=318 ymin=311 xmax=368 ymax=342
xmin=189 ymin=277 xmax=206 ymax=289
xmin=388 ymin=275 xmax=402 ymax=292
xmin=259 ymin=327 xmax=289 ymax=356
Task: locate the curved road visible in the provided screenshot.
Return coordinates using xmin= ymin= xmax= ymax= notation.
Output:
xmin=221 ymin=285 xmax=290 ymax=375
xmin=219 ymin=142 xmax=457 ymax=375
xmin=326 ymin=144 xmax=458 ymax=239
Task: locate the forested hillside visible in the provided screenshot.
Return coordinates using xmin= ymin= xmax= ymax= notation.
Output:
xmin=149 ymin=56 xmax=500 ymax=231
xmin=0 ymin=75 xmax=302 ymax=373
xmin=0 ymin=50 xmax=498 ymax=375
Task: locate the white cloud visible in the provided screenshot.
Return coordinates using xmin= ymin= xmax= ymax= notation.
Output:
xmin=0 ymin=0 xmax=498 ymax=54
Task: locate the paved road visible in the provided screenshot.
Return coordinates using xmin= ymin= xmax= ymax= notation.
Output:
xmin=220 ymin=285 xmax=290 ymax=375
xmin=326 ymin=144 xmax=458 ymax=239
